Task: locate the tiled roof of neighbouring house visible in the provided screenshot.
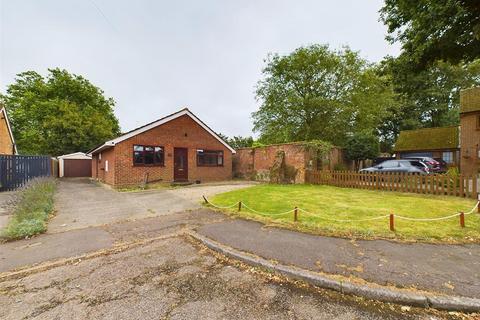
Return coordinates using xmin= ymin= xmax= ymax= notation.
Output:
xmin=394 ymin=126 xmax=459 ymax=152
xmin=460 ymin=86 xmax=480 ymax=114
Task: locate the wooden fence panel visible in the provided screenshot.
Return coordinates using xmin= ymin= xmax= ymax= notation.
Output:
xmin=305 ymin=170 xmax=479 ymax=199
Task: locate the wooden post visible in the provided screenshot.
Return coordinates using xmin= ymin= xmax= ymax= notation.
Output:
xmin=294 ymin=206 xmax=298 ymax=222
xmin=478 ymin=193 xmax=480 ymax=214
xmin=238 ymin=201 xmax=242 ymax=212
xmin=389 ymin=213 xmax=395 ymax=231
xmin=460 ymin=212 xmax=465 ymax=228
xmin=203 ymin=195 xmax=208 ymax=204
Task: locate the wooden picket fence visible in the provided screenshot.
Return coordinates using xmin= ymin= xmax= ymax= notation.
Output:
xmin=305 ymin=170 xmax=479 ymax=199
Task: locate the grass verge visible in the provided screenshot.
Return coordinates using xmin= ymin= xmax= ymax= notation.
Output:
xmin=207 ymin=184 xmax=479 ymax=243
xmin=1 ymin=177 xmax=56 ymax=240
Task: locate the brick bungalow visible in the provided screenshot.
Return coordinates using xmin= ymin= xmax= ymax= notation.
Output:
xmin=394 ymin=86 xmax=480 ymax=175
xmin=0 ymin=106 xmax=17 ymax=155
xmin=88 ymin=108 xmax=235 ymax=187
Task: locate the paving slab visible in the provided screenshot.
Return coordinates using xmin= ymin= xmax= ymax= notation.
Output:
xmin=0 ymin=227 xmax=113 ymax=272
xmin=197 ymin=218 xmax=480 ymax=299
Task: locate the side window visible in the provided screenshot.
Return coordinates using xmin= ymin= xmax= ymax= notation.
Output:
xmin=409 ymin=161 xmax=423 ymax=168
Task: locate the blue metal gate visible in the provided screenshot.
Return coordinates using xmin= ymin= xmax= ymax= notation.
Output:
xmin=0 ymin=155 xmax=51 ymax=191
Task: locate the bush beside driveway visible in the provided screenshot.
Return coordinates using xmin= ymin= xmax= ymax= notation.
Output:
xmin=1 ymin=178 xmax=56 ymax=240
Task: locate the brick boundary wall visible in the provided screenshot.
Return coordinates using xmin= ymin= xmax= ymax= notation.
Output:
xmin=233 ymin=143 xmax=347 ymax=184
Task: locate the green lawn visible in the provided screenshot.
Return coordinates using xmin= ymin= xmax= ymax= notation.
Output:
xmin=207 ymin=184 xmax=480 ymax=242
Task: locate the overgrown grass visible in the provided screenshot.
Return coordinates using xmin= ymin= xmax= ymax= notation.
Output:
xmin=208 ymin=184 xmax=480 ymax=243
xmin=1 ymin=177 xmax=56 ymax=240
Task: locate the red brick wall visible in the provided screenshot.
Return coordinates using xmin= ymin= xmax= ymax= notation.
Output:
xmin=460 ymin=87 xmax=480 ymax=176
xmin=92 ymin=148 xmax=115 ymax=185
xmin=234 ymin=143 xmax=348 ymax=183
xmin=460 ymin=111 xmax=480 ymax=175
xmin=0 ymin=113 xmax=14 ymax=155
xmin=234 ymin=143 xmax=307 ymax=183
xmin=101 ymin=115 xmax=232 ymax=187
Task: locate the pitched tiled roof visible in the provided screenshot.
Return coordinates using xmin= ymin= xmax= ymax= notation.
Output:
xmin=394 ymin=126 xmax=459 ymax=152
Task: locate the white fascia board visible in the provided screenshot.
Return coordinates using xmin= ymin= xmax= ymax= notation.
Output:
xmin=94 ymin=109 xmax=236 ymax=154
xmin=58 ymin=152 xmax=92 ymax=160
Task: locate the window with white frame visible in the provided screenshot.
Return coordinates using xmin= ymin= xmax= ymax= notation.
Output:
xmin=442 ymin=151 xmax=453 ymax=164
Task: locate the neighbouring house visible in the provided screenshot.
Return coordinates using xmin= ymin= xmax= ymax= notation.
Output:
xmin=394 ymin=86 xmax=480 ymax=175
xmin=394 ymin=126 xmax=460 ymax=166
xmin=88 ymin=108 xmax=235 ymax=187
xmin=233 ymin=142 xmax=347 ymax=184
xmin=0 ymin=106 xmax=17 ymax=155
xmin=58 ymin=152 xmax=92 ymax=178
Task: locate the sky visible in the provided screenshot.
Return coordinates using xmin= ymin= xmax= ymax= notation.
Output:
xmin=0 ymin=0 xmax=400 ymax=137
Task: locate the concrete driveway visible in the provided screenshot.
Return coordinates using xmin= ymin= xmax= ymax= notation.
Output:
xmin=49 ymin=178 xmax=254 ymax=233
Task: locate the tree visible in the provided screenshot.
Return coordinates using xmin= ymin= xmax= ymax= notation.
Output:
xmin=1 ymin=69 xmax=121 ymax=156
xmin=218 ymin=133 xmax=254 ymax=149
xmin=377 ymin=57 xmax=480 ymax=151
xmin=380 ymin=0 xmax=480 ymax=68
xmin=253 ymin=45 xmax=394 ymax=146
xmin=344 ymin=133 xmax=380 ymax=170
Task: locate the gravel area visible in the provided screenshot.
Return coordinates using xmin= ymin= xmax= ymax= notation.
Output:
xmin=0 ymin=236 xmax=453 ymax=320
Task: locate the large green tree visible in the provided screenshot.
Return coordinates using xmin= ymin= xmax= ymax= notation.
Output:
xmin=253 ymin=45 xmax=394 ymax=146
xmin=344 ymin=132 xmax=380 ymax=170
xmin=218 ymin=134 xmax=254 ymax=149
xmin=1 ymin=69 xmax=120 ymax=156
xmin=380 ymin=0 xmax=480 ymax=68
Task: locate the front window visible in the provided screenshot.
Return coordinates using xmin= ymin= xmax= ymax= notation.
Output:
xmin=133 ymin=145 xmax=164 ymax=166
xmin=197 ymin=150 xmax=223 ymax=167
xmin=442 ymin=151 xmax=453 ymax=164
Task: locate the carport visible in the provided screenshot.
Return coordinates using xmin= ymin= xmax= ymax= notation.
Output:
xmin=58 ymin=152 xmax=92 ymax=177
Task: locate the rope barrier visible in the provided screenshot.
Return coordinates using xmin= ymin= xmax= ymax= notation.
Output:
xmin=297 ymin=208 xmax=390 ymax=222
xmin=203 ymin=195 xmax=480 ymax=224
xmin=395 ymin=212 xmax=461 ymax=221
xmin=242 ymin=203 xmax=296 ymax=216
xmin=206 ymin=201 xmax=240 ymax=209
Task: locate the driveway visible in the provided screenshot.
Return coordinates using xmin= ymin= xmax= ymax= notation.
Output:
xmin=49 ymin=178 xmax=254 ymax=233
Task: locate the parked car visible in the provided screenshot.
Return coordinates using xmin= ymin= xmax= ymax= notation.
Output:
xmin=403 ymin=157 xmax=441 ymax=173
xmin=433 ymin=158 xmax=448 ymax=173
xmin=360 ymin=160 xmax=429 ymax=174
xmin=372 ymin=157 xmax=396 ymax=166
